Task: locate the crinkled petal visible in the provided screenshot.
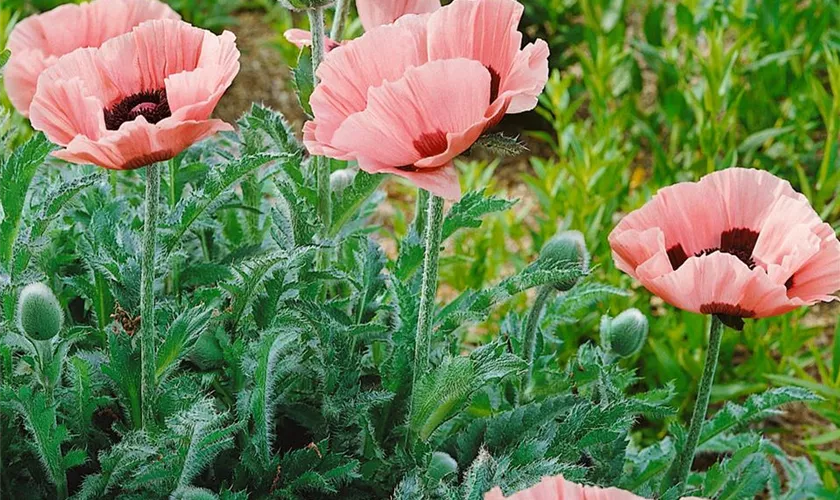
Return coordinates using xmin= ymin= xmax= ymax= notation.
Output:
xmin=360 ymin=159 xmax=461 ymax=200
xmin=330 ymin=59 xmax=490 ymax=170
xmin=54 ymin=117 xmax=232 ymax=170
xmin=29 ymin=76 xmax=106 ymax=145
xmin=356 ymin=0 xmax=440 ymax=30
xmin=786 ymin=223 xmax=840 ymax=304
xmin=499 ymin=40 xmax=550 ymax=114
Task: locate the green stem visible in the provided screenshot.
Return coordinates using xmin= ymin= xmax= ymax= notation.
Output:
xmin=408 ymin=194 xmax=445 ymax=438
xmin=330 ymin=0 xmax=352 ymax=40
xmin=521 ymin=285 xmax=553 ymax=399
xmin=411 ymin=189 xmax=430 ymax=238
xmin=308 ymin=8 xmax=332 ymax=237
xmin=663 ymin=315 xmax=725 ymax=495
xmin=140 ymin=162 xmax=160 ymax=430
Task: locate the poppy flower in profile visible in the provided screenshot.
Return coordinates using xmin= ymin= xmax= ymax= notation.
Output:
xmin=303 ymin=0 xmax=550 ymax=200
xmin=29 ymin=19 xmax=240 ymax=171
xmin=3 ymin=0 xmax=179 ymax=116
xmin=609 ymin=168 xmax=840 ymax=329
xmin=284 ymin=0 xmax=440 ymax=52
xmin=484 ymin=475 xmax=707 ymax=499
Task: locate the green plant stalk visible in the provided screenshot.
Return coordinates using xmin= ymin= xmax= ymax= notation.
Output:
xmin=521 ymin=285 xmax=553 ymax=398
xmin=408 ymin=194 xmax=445 ymax=436
xmin=140 ymin=162 xmax=161 ymax=429
xmin=663 ymin=315 xmax=725 ymax=494
xmin=411 ymin=189 xmax=430 ymax=238
xmin=308 ymin=8 xmax=332 ymax=238
xmin=330 ymin=0 xmax=352 ymax=40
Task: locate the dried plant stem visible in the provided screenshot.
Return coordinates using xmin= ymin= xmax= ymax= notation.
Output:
xmin=140 ymin=162 xmax=160 ymax=430
xmin=521 ymin=285 xmax=553 ymax=398
xmin=330 ymin=0 xmax=353 ymax=40
xmin=663 ymin=315 xmax=724 ymax=494
xmin=407 ymin=194 xmax=445 ymax=439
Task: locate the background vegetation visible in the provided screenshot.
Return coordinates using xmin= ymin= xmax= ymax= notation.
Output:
xmin=0 ymin=0 xmax=839 ymax=498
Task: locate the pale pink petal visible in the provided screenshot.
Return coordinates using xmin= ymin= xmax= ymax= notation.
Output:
xmin=29 ymin=77 xmax=106 ymax=145
xmin=483 ymin=475 xmax=646 ymax=500
xmin=3 ymin=0 xmax=177 ymax=115
xmin=426 ymin=0 xmax=523 ymax=100
xmin=643 ymin=253 xmax=796 ymax=318
xmin=360 ymin=159 xmax=461 ymax=200
xmin=701 ymin=168 xmax=806 ymax=232
xmin=356 ymin=0 xmax=440 ymax=30
xmin=283 ymin=28 xmax=341 ymax=51
xmin=308 ymin=16 xmax=430 ymax=151
xmin=752 ymin=195 xmax=823 ymax=284
xmin=54 ymin=117 xmax=232 ymax=170
xmin=786 ymin=223 xmax=840 ymax=303
xmin=330 ymin=59 xmax=490 ymax=170
xmin=609 ymin=227 xmax=672 ymax=281
xmin=500 ymin=40 xmax=551 ymax=114
xmin=167 ymin=30 xmax=240 ymax=120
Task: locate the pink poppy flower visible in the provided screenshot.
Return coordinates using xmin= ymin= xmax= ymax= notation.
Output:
xmin=3 ymin=0 xmax=179 ymax=116
xmin=484 ymin=475 xmax=707 ymax=500
xmin=303 ymin=0 xmax=550 ymax=200
xmin=609 ymin=168 xmax=840 ymax=329
xmin=284 ymin=0 xmax=440 ymax=52
xmin=28 ymin=19 xmax=240 ymax=171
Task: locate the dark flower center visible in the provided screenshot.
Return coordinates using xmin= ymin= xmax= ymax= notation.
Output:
xmin=104 ymin=89 xmax=171 ymax=131
xmin=667 ymin=227 xmax=760 ymax=271
xmin=699 ymin=303 xmax=756 ymax=330
xmin=413 ymin=130 xmax=448 ymax=158
xmin=486 ymin=66 xmax=501 ymax=104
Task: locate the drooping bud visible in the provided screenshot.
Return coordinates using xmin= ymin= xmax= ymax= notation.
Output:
xmin=539 ymin=230 xmax=590 ymax=291
xmin=330 ymin=168 xmax=356 ymax=195
xmin=277 ymin=0 xmax=334 ymax=11
xmin=16 ymin=282 xmax=63 ymax=341
xmin=601 ymin=308 xmax=648 ymax=358
xmin=190 ymin=331 xmax=225 ymax=370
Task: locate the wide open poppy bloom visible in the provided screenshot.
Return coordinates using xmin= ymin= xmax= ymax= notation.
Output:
xmin=3 ymin=0 xmax=179 ymax=116
xmin=484 ymin=475 xmax=706 ymax=500
xmin=303 ymin=0 xmax=549 ymax=200
xmin=284 ymin=0 xmax=440 ymax=52
xmin=29 ymin=19 xmax=240 ymax=171
xmin=609 ymin=168 xmax=840 ymax=329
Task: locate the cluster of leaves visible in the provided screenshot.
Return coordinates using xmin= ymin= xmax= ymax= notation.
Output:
xmin=0 ymin=101 xmax=827 ymax=499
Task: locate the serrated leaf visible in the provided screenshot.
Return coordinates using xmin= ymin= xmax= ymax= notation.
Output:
xmin=442 ymin=189 xmax=516 ymax=240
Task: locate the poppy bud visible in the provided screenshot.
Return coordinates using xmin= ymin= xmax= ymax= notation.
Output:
xmin=330 ymin=168 xmax=356 ymax=194
xmin=278 ymin=0 xmax=334 ymax=11
xmin=601 ymin=308 xmax=648 ymax=358
xmin=17 ymin=283 xmax=63 ymax=341
xmin=190 ymin=331 xmax=225 ymax=370
xmin=539 ymin=230 xmax=590 ymax=291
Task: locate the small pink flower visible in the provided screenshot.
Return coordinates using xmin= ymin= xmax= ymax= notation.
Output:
xmin=609 ymin=168 xmax=840 ymax=329
xmin=303 ymin=0 xmax=549 ymax=200
xmin=484 ymin=476 xmax=707 ymax=500
xmin=284 ymin=0 xmax=440 ymax=52
xmin=29 ymin=19 xmax=240 ymax=171
xmin=3 ymin=0 xmax=179 ymax=116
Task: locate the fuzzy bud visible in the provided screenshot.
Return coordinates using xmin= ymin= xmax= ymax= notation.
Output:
xmin=539 ymin=230 xmax=590 ymax=291
xmin=601 ymin=308 xmax=648 ymax=358
xmin=190 ymin=331 xmax=225 ymax=370
xmin=330 ymin=168 xmax=356 ymax=195
xmin=16 ymin=282 xmax=63 ymax=341
xmin=277 ymin=0 xmax=334 ymax=11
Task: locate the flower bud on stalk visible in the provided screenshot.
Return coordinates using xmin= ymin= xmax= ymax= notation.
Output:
xmin=16 ymin=282 xmax=63 ymax=341
xmin=539 ymin=230 xmax=590 ymax=291
xmin=601 ymin=308 xmax=648 ymax=358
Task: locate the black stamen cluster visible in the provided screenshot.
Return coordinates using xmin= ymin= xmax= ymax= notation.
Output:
xmin=104 ymin=89 xmax=171 ymax=131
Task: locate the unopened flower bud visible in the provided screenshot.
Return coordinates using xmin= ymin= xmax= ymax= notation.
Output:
xmin=539 ymin=230 xmax=590 ymax=291
xmin=16 ymin=283 xmax=63 ymax=341
xmin=602 ymin=308 xmax=648 ymax=358
xmin=330 ymin=168 xmax=356 ymax=194
xmin=277 ymin=0 xmax=334 ymax=11
xmin=190 ymin=331 xmax=226 ymax=370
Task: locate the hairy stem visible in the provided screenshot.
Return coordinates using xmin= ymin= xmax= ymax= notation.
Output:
xmin=308 ymin=8 xmax=332 ymax=240
xmin=140 ymin=162 xmax=160 ymax=430
xmin=663 ymin=315 xmax=725 ymax=494
xmin=521 ymin=285 xmax=553 ymax=399
xmin=411 ymin=189 xmax=430 ymax=238
xmin=330 ymin=0 xmax=353 ymax=40
xmin=408 ymin=194 xmax=445 ymax=438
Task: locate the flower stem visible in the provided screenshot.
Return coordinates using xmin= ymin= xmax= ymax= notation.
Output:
xmin=308 ymin=8 xmax=332 ymax=237
xmin=521 ymin=285 xmax=553 ymax=399
xmin=330 ymin=0 xmax=352 ymax=40
xmin=407 ymin=194 xmax=445 ymax=438
xmin=411 ymin=189 xmax=430 ymax=238
xmin=140 ymin=162 xmax=160 ymax=430
xmin=663 ymin=314 xmax=725 ymax=494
